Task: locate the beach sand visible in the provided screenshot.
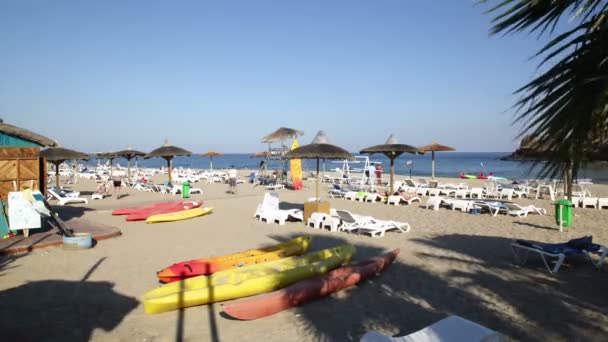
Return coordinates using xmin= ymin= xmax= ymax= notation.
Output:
xmin=1 ymin=172 xmax=608 ymax=341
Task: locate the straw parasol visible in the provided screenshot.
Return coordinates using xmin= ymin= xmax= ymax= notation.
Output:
xmin=360 ymin=134 xmax=421 ymax=194
xmin=417 ymin=142 xmax=456 ymax=179
xmin=144 ymin=141 xmax=192 ymax=184
xmin=261 ymin=127 xmax=304 ymax=143
xmin=284 ymin=130 xmax=353 ymax=202
xmin=114 ymin=148 xmax=146 ymax=178
xmin=39 ymin=147 xmax=89 ymax=190
xmin=200 ymin=151 xmax=224 ymax=171
xmin=96 ymin=151 xmax=119 ymax=179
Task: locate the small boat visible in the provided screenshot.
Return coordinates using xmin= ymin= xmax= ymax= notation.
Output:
xmin=156 ymin=236 xmax=312 ymax=283
xmin=146 ymin=207 xmax=213 ymax=224
xmin=142 ymin=245 xmax=355 ymax=314
xmin=221 ymin=249 xmax=399 ymax=320
xmin=112 ymin=201 xmax=178 ymax=215
xmin=459 ymin=172 xmax=492 ymax=180
xmin=126 ymin=201 xmax=202 ymax=221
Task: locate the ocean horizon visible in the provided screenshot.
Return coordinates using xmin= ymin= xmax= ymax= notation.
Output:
xmin=86 ymin=152 xmax=608 ymax=183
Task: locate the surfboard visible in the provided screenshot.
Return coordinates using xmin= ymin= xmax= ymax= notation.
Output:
xmin=146 ymin=207 xmax=214 ymax=224
xmin=290 ymin=139 xmax=303 ymax=190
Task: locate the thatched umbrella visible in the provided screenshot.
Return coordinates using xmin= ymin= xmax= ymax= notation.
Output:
xmin=144 ymin=142 xmax=192 ymax=184
xmin=284 ymin=131 xmax=353 ymax=201
xmin=417 ymin=142 xmax=456 ymax=180
xmin=200 ymin=151 xmax=223 ymax=171
xmin=361 ymin=134 xmax=421 ymax=194
xmin=114 ymin=148 xmax=146 ymax=178
xmin=39 ymin=147 xmax=89 ymax=190
xmin=96 ymin=152 xmax=118 ymax=179
xmin=262 ymin=127 xmax=304 ymax=172
xmin=261 ymin=127 xmax=304 ymax=143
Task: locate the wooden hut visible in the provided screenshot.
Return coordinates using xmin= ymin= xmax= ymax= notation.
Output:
xmin=0 ymin=120 xmax=57 ymax=235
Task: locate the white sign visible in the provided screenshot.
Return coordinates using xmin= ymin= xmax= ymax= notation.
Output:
xmin=8 ymin=191 xmax=41 ymax=230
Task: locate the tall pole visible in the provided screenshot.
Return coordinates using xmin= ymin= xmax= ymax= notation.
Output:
xmin=166 ymin=157 xmax=172 ymax=184
xmin=55 ymin=161 xmax=61 ymax=190
xmin=127 ymin=157 xmax=131 ymax=179
xmin=316 ymin=158 xmax=320 ymax=202
xmin=390 ymin=158 xmax=395 ymax=194
xmin=431 ymin=151 xmax=436 ymax=179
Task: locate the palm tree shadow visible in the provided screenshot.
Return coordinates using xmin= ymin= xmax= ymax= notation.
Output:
xmin=0 ymin=258 xmax=139 ymax=342
xmin=255 ymin=233 xmax=608 ymax=341
xmin=513 ymin=221 xmax=559 ymax=231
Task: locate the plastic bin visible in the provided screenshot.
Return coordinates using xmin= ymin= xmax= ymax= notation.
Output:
xmin=555 ymin=199 xmax=573 ymax=227
xmin=182 ymin=181 xmax=190 ymax=199
xmin=63 ymin=233 xmax=93 ymax=250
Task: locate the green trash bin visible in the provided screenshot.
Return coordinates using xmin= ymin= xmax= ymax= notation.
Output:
xmin=555 ymin=199 xmax=572 ymax=228
xmin=182 ymin=181 xmax=190 ymax=199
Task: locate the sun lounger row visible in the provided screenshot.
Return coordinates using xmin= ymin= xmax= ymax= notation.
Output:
xmin=424 ymin=197 xmax=546 ymax=217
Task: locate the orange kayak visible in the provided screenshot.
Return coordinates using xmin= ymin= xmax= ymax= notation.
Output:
xmin=156 ymin=236 xmax=311 ymax=283
xmin=221 ymin=249 xmax=399 ymax=320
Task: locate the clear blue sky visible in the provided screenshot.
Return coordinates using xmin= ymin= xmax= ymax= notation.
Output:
xmin=1 ymin=1 xmax=550 ymax=153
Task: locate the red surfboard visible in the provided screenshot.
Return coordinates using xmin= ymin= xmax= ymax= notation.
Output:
xmin=221 ymin=249 xmax=399 ymax=320
xmin=112 ymin=201 xmax=178 ymax=216
xmin=125 ymin=201 xmax=202 ymax=221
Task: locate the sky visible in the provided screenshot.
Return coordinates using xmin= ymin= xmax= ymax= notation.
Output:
xmin=0 ymin=1 xmax=555 ymax=153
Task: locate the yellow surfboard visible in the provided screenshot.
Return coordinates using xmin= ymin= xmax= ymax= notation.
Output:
xmin=290 ymin=139 xmax=303 ymax=190
xmin=146 ymin=207 xmax=213 ymax=224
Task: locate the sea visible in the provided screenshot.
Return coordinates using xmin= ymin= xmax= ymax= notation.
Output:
xmin=86 ymin=152 xmax=608 ymax=183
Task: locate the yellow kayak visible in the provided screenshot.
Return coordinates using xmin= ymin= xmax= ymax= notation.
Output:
xmin=146 ymin=207 xmax=213 ymax=224
xmin=156 ymin=236 xmax=312 ymax=282
xmin=143 ymin=245 xmax=355 ymax=314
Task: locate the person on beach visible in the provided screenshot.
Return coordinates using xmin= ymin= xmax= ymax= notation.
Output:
xmin=112 ymin=174 xmax=122 ymax=199
xmin=367 ymin=163 xmax=375 ymax=184
xmin=228 ymin=166 xmax=237 ymax=194
xmin=375 ymin=163 xmax=383 ymax=185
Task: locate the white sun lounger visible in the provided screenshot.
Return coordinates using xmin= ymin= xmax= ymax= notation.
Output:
xmin=335 ymin=209 xmax=410 ymax=237
xmin=47 ymin=188 xmax=88 ymax=205
xmin=254 ymin=192 xmax=302 ymax=225
xmin=387 ymin=194 xmax=421 ymax=206
xmin=361 ymin=315 xmax=503 ymax=342
xmin=511 ymin=237 xmax=608 ymax=273
xmin=266 ymin=182 xmax=285 ymax=190
xmin=503 ymin=203 xmax=546 ymax=217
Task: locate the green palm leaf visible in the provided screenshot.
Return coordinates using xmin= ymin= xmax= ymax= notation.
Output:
xmin=482 ymin=0 xmax=608 ymax=197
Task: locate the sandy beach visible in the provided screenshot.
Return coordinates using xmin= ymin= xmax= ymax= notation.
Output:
xmin=2 ymin=172 xmax=608 ymax=341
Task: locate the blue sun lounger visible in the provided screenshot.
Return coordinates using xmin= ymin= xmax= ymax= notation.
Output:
xmin=511 ymin=236 xmax=608 ymax=273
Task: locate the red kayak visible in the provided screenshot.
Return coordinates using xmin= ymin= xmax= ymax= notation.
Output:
xmin=112 ymin=201 xmax=178 ymax=216
xmin=221 ymin=249 xmax=399 ymax=320
xmin=125 ymin=201 xmax=202 ymax=221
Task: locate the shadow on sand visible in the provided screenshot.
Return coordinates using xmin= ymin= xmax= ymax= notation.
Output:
xmin=250 ymin=232 xmax=608 ymax=341
xmin=0 ymin=257 xmax=138 ymax=342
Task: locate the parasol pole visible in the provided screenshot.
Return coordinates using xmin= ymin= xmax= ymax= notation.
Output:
xmin=432 ymin=150 xmax=435 ymax=180
xmin=127 ymin=157 xmax=131 ymax=179
xmin=55 ymin=161 xmax=61 ymax=189
xmin=322 ymin=159 xmax=326 ymax=182
xmin=166 ymin=157 xmax=173 ymax=184
xmin=109 ymin=158 xmax=113 ymax=179
xmin=316 ymin=158 xmax=320 ymax=202
xmin=390 ymin=157 xmax=395 ymax=194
